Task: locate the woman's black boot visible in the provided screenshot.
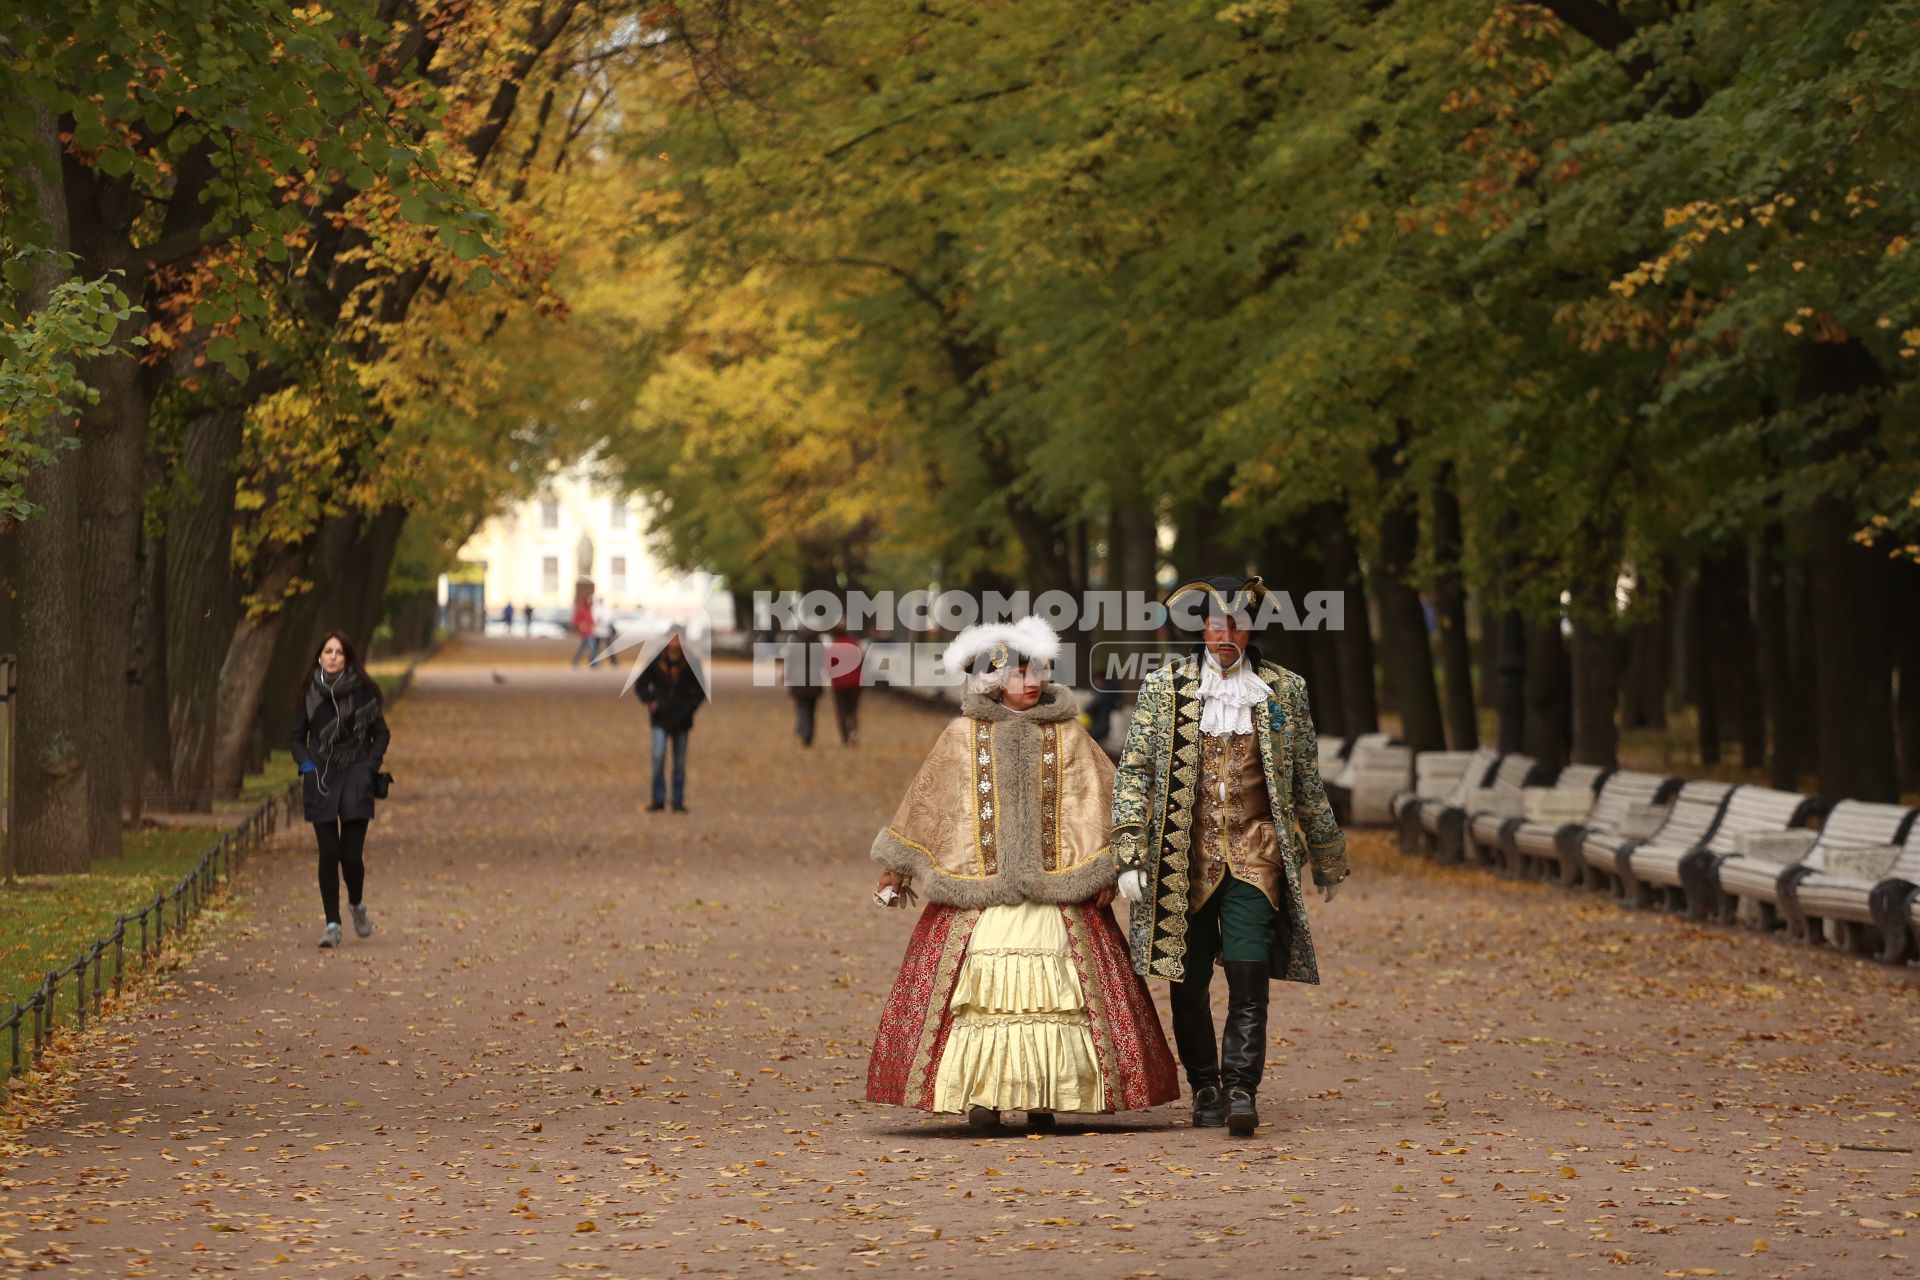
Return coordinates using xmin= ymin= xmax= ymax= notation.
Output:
xmin=1169 ymin=972 xmax=1225 ymax=1126
xmin=1221 ymin=960 xmax=1270 ymax=1136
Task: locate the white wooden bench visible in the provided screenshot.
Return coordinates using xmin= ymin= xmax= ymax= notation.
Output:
xmin=1581 ymin=779 xmax=1734 ymax=903
xmin=1714 ymin=799 xmax=1907 ymax=936
xmin=1777 ymin=803 xmax=1920 ymax=954
xmin=1476 ymin=763 xmax=1609 ymax=878
xmin=1324 ymin=732 xmax=1410 ymax=827
xmin=1394 ymin=746 xmax=1499 ymax=854
xmin=1455 ymin=753 xmax=1553 ymax=869
xmin=1514 ymin=769 xmax=1678 ymax=887
xmin=1634 ymin=784 xmax=1823 ymax=918
xmin=1318 ymin=735 xmax=1348 ymax=777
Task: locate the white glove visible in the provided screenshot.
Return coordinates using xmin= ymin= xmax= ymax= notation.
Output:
xmin=1117 ymin=870 xmax=1146 ymax=903
xmin=1320 ymin=880 xmax=1342 ymax=904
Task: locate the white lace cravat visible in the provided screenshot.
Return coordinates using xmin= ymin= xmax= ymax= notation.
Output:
xmin=1198 ymin=652 xmax=1268 ymax=737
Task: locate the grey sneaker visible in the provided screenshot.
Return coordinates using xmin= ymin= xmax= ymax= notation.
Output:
xmin=318 ymin=922 xmax=343 ymax=949
xmin=350 ymin=902 xmax=373 ymax=938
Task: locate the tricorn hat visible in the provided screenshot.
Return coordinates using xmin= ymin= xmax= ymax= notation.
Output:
xmin=1165 ymin=574 xmax=1271 ymax=630
xmin=942 ymin=616 xmax=1061 ymax=677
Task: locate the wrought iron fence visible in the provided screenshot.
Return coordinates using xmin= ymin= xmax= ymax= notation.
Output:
xmin=2 ymin=778 xmax=302 ymax=1081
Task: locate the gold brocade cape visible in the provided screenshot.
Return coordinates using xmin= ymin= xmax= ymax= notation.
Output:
xmin=871 ymin=684 xmax=1119 ymax=909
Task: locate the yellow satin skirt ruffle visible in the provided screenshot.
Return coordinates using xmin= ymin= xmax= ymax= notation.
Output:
xmin=931 ymin=902 xmax=1105 ymax=1114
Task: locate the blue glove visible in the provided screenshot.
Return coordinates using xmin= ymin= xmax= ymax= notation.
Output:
xmin=298 ymin=760 xmax=316 ymax=775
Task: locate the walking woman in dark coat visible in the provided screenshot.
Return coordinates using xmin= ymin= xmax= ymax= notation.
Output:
xmin=290 ymin=631 xmax=392 ymax=948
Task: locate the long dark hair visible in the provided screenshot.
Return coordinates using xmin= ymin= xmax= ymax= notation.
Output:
xmin=298 ymin=629 xmax=384 ymax=705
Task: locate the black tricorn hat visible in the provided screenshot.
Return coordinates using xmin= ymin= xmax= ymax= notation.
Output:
xmin=1165 ymin=574 xmax=1271 ymax=630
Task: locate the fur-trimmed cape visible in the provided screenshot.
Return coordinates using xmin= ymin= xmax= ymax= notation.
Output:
xmin=871 ymin=684 xmax=1118 ymax=909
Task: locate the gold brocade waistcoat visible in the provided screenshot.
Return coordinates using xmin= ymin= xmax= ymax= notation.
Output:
xmin=1190 ymin=730 xmax=1288 ymax=911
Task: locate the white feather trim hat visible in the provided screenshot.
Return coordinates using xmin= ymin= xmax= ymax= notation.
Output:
xmin=942 ymin=616 xmax=1061 ymax=677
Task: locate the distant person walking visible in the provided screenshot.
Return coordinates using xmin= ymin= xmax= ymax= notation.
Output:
xmin=290 ymin=631 xmax=392 ymax=949
xmin=599 ymin=607 xmax=619 ymax=670
xmin=503 ymin=602 xmax=516 ymax=632
xmin=827 ymin=626 xmax=864 ymax=745
xmin=523 ymin=603 xmax=535 ymax=635
xmin=635 ymin=631 xmax=706 ymax=811
xmin=783 ymin=628 xmax=822 ymax=746
xmin=571 ymin=594 xmax=596 ymax=668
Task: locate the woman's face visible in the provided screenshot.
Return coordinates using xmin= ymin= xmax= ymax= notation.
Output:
xmin=319 ymin=638 xmax=347 ymax=674
xmin=1000 ymin=664 xmax=1044 ymax=711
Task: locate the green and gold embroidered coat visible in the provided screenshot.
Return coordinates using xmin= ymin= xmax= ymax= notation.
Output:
xmin=1110 ymin=652 xmax=1349 ymax=984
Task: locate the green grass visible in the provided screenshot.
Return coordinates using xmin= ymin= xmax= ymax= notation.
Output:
xmin=0 ymin=827 xmax=227 ymax=1014
xmin=0 ymin=749 xmax=301 ymax=1018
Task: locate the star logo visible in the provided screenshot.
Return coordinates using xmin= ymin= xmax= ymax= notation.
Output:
xmin=595 ymin=579 xmax=718 ymax=701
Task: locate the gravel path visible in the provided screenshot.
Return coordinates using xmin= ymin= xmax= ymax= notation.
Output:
xmin=2 ymin=635 xmax=1915 ymax=1277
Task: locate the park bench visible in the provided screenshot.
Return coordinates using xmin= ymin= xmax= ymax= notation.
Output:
xmin=1712 ymin=800 xmax=1908 ymax=939
xmin=1449 ymin=753 xmax=1553 ymax=869
xmin=1405 ymin=752 xmax=1505 ymax=859
xmin=1621 ymin=783 xmax=1822 ymax=915
xmin=1516 ymin=769 xmax=1680 ymax=887
xmin=1393 ymin=746 xmax=1500 ymax=854
xmin=1476 ymin=763 xmax=1611 ymax=878
xmin=1581 ymin=779 xmax=1733 ymax=902
xmin=1318 ymin=735 xmax=1349 ymax=777
xmin=1770 ymin=804 xmax=1920 ymax=955
xmin=1324 ymin=732 xmax=1410 ymax=827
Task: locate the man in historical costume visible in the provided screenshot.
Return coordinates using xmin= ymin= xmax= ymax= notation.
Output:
xmin=867 ymin=617 xmax=1180 ymax=1129
xmin=1112 ymin=575 xmax=1350 ymax=1137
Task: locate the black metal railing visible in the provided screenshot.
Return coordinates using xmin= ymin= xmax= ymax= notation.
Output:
xmin=2 ymin=778 xmax=302 ymax=1081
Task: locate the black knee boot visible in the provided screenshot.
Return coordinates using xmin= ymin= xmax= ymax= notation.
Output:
xmin=1168 ymin=971 xmax=1225 ymax=1127
xmin=1221 ymin=960 xmax=1271 ymax=1136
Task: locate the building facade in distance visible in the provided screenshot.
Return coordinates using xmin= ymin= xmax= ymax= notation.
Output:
xmin=448 ymin=458 xmax=727 ymax=637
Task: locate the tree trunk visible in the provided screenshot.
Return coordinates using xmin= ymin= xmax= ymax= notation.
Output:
xmin=1568 ymin=574 xmax=1620 ymax=768
xmin=1105 ymin=502 xmax=1160 ymax=693
xmin=214 ymin=527 xmax=331 ymax=794
xmin=1370 ymin=492 xmax=1445 ymax=751
xmin=344 ymin=504 xmax=408 ymax=651
xmin=1752 ymin=524 xmax=1801 ymax=789
xmin=1318 ymin=507 xmax=1378 ymax=735
xmin=126 ymin=523 xmax=170 ymax=827
xmin=1522 ymin=617 xmax=1570 ymax=772
xmin=11 ymin=103 xmax=92 ymax=875
xmin=239 ymin=512 xmax=362 ymax=789
xmin=164 ymin=402 xmax=246 ymax=811
xmin=1170 ymin=473 xmax=1235 ymax=584
xmin=1808 ymin=502 xmax=1898 ymax=801
xmin=1800 ymin=339 xmax=1897 ymax=801
xmin=1715 ymin=548 xmax=1765 ymax=769
xmin=1620 ymin=571 xmax=1669 ymax=732
xmin=1680 ymin=570 xmax=1720 ymax=766
xmin=250 ymin=505 xmax=376 ymax=758
xmin=1431 ymin=482 xmax=1477 ymax=749
xmin=1496 ymin=606 xmax=1525 ymax=753
xmin=1897 ymin=570 xmax=1920 ymax=793
xmin=64 ymin=157 xmax=147 ymax=859
xmin=1477 ymin=608 xmax=1500 ymax=711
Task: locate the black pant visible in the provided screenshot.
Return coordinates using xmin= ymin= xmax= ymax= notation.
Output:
xmin=314 ymin=818 xmax=369 ymax=925
xmin=831 ymin=686 xmax=860 ymax=743
xmin=793 ymin=695 xmax=819 ymax=746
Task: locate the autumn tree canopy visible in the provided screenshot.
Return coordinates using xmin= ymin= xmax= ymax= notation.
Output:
xmin=3 ymin=0 xmax=1918 ymax=875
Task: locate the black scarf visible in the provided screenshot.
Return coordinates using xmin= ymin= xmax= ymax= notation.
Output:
xmin=307 ymin=666 xmax=379 ymax=762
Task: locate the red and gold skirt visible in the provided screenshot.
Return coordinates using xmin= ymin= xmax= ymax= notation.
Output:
xmin=867 ymin=900 xmax=1180 ymax=1114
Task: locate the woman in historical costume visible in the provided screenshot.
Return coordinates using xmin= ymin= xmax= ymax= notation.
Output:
xmin=866 ymin=617 xmax=1180 ymax=1129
